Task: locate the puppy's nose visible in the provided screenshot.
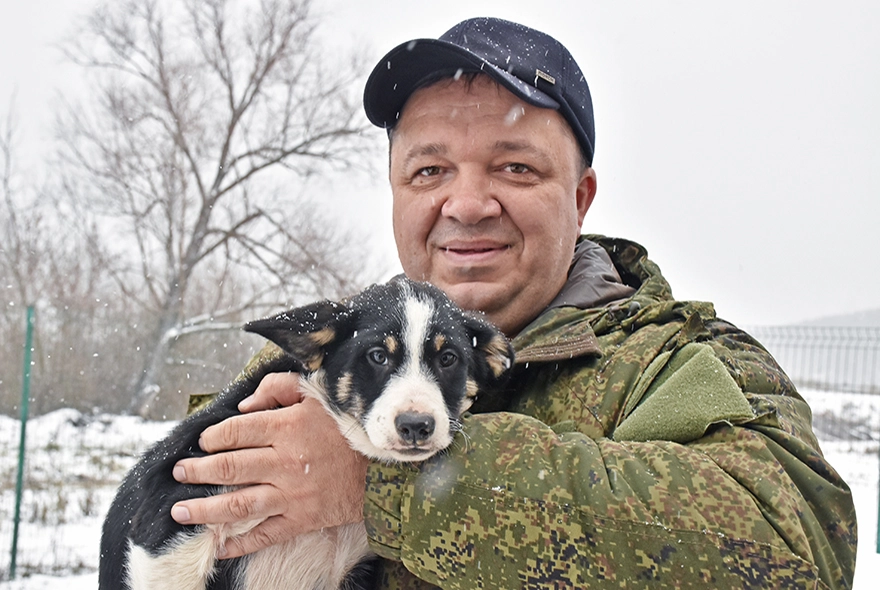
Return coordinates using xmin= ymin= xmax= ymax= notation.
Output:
xmin=395 ymin=412 xmax=435 ymax=445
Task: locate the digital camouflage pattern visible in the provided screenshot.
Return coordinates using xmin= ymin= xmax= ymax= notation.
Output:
xmin=361 ymin=235 xmax=856 ymax=589
xmin=189 ymin=235 xmax=856 ymax=589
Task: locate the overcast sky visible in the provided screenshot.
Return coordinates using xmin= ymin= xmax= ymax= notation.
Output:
xmin=2 ymin=0 xmax=878 ymax=327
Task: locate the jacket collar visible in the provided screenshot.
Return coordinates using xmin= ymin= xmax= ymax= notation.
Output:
xmin=512 ymin=235 xmax=673 ymax=363
xmin=546 ymin=238 xmax=636 ymax=311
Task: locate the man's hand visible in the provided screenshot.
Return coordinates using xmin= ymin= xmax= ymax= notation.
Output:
xmin=169 ymin=372 xmax=370 ymax=559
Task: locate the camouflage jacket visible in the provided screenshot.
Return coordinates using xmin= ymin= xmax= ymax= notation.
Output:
xmin=361 ymin=235 xmax=856 ymax=589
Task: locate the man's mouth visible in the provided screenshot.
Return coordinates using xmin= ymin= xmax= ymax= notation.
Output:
xmin=440 ymin=242 xmax=510 ymax=256
xmin=445 ymin=246 xmax=502 ymax=254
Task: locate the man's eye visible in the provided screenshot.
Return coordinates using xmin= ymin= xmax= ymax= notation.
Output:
xmin=417 ymin=166 xmax=441 ymax=177
xmin=367 ymin=348 xmax=388 ymax=366
xmin=506 ymin=163 xmax=531 ymax=174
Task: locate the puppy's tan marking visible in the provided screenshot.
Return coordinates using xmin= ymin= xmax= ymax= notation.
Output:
xmin=465 ymin=377 xmax=479 ymax=399
xmin=483 ymin=334 xmax=513 ymax=378
xmin=309 ymin=327 xmax=337 ymax=347
xmin=335 ymin=372 xmax=353 ymax=405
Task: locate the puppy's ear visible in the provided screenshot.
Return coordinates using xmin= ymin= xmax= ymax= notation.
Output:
xmin=244 ymin=301 xmax=353 ymax=372
xmin=464 ymin=313 xmax=514 ymax=391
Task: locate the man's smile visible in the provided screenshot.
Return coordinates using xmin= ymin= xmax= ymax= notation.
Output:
xmin=438 ymin=241 xmax=512 ymax=264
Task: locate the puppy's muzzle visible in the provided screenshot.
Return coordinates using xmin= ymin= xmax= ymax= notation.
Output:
xmin=395 ymin=412 xmax=435 ymax=446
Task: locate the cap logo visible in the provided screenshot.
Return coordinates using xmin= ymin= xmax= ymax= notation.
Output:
xmin=535 ymin=69 xmax=556 ymax=85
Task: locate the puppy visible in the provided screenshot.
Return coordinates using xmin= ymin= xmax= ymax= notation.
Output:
xmin=99 ymin=277 xmax=514 ymax=590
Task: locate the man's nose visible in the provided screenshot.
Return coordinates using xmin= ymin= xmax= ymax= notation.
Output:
xmin=440 ymin=170 xmax=502 ymax=225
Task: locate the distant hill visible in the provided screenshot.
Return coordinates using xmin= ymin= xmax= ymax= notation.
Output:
xmin=800 ymin=307 xmax=880 ymax=328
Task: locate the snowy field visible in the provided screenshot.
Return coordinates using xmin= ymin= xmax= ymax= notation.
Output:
xmin=1 ymin=399 xmax=878 ymax=589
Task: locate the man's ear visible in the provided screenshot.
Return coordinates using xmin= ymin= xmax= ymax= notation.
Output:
xmin=575 ymin=167 xmax=597 ymax=229
xmin=244 ymin=301 xmax=353 ymax=372
xmin=464 ymin=313 xmax=515 ymax=391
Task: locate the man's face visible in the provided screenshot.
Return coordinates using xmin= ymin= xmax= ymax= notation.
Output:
xmin=389 ymin=75 xmax=596 ymax=335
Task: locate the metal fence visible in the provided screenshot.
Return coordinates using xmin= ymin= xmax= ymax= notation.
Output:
xmin=749 ymin=326 xmax=880 ymax=442
xmin=750 ymin=326 xmax=880 ymax=396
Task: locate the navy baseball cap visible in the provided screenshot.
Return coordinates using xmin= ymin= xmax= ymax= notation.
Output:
xmin=363 ymin=17 xmax=595 ymax=165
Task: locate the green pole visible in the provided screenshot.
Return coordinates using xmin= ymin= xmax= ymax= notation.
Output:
xmin=10 ymin=305 xmax=35 ymax=580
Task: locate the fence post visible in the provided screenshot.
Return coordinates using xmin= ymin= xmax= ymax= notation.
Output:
xmin=10 ymin=305 xmax=35 ymax=580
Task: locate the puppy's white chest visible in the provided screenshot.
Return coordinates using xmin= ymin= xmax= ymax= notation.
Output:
xmin=244 ymin=522 xmax=371 ymax=589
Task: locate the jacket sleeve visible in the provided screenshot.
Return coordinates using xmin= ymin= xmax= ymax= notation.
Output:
xmin=362 ymin=322 xmax=857 ymax=589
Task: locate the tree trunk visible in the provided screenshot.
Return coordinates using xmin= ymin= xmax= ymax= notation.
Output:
xmin=129 ymin=281 xmax=185 ymax=417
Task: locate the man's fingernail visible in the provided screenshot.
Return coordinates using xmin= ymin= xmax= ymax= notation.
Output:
xmin=173 ymin=464 xmax=187 ymax=482
xmin=171 ymin=504 xmax=191 ymax=523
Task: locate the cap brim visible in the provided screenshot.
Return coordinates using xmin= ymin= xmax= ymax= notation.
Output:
xmin=364 ymin=38 xmax=560 ymax=129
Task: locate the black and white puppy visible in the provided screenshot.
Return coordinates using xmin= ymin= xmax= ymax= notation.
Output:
xmin=99 ymin=277 xmax=514 ymax=590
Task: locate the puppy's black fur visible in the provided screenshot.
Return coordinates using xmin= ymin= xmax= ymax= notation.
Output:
xmin=99 ymin=278 xmax=513 ymax=590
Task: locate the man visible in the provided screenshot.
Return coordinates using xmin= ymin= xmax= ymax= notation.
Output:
xmin=169 ymin=18 xmax=856 ymax=588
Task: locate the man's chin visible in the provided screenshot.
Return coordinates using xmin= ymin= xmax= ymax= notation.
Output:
xmin=438 ymin=280 xmax=507 ymax=315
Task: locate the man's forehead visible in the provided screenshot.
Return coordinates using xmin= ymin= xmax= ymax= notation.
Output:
xmin=395 ymin=94 xmax=572 ymax=150
xmin=396 ymin=138 xmax=552 ymax=163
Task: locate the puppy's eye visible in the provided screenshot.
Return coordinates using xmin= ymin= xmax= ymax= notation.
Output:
xmin=367 ymin=347 xmax=388 ymax=366
xmin=439 ymin=350 xmax=458 ymax=368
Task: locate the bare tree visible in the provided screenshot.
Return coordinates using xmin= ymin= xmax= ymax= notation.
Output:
xmin=1 ymin=101 xmax=39 ymax=310
xmin=0 ymin=101 xmax=30 ymax=409
xmin=1 ymin=100 xmax=134 ymax=416
xmin=57 ymin=0 xmax=378 ymax=416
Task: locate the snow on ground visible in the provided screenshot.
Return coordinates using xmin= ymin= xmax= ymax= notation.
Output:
xmin=1 ymin=402 xmax=878 ymax=588
xmin=0 ymin=409 xmax=175 ymax=585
